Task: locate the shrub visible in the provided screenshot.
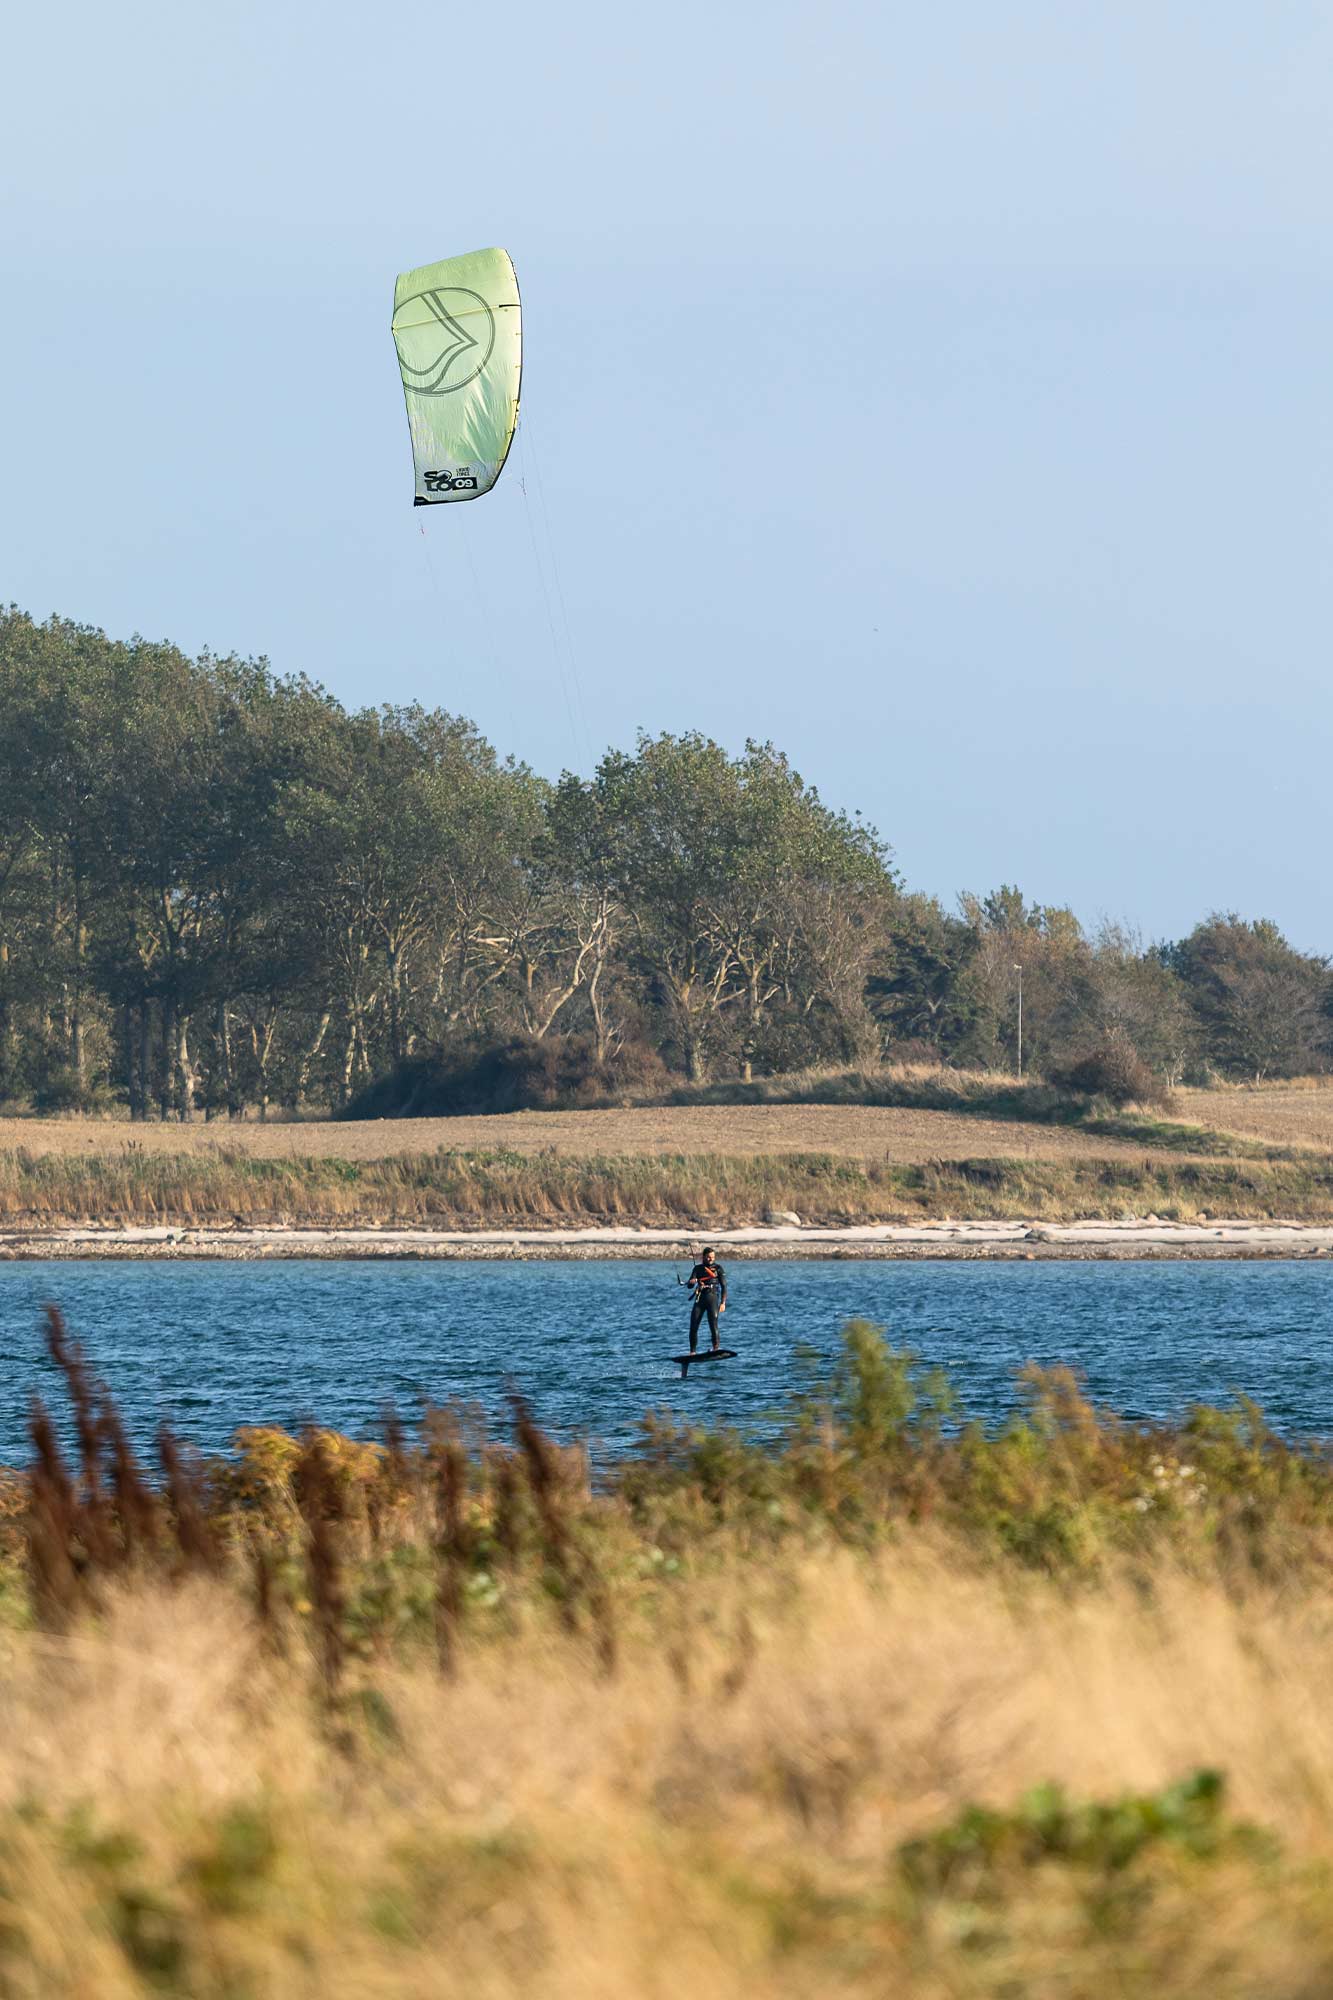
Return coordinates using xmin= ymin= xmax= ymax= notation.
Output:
xmin=346 ymin=1034 xmax=669 ymax=1119
xmin=31 ymin=1065 xmax=116 ymax=1115
xmin=882 ymin=1036 xmax=948 ymax=1067
xmin=1048 ymin=1032 xmax=1167 ymax=1108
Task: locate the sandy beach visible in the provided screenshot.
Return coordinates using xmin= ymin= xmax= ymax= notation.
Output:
xmin=4 ymin=1219 xmax=1332 ymax=1260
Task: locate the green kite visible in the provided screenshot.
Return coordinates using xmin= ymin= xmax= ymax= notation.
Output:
xmin=391 ymin=246 xmax=521 ymax=506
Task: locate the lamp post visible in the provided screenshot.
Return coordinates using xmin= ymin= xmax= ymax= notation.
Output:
xmin=1013 ymin=964 xmax=1023 ymax=1079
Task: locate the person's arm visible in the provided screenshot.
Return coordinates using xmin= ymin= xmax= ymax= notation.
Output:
xmin=717 ymin=1264 xmax=728 ymax=1310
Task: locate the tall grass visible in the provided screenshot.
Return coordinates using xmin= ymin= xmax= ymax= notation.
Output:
xmin=5 ymin=1316 xmax=1333 ymax=1993
xmin=5 ymin=1141 xmax=1333 ymax=1228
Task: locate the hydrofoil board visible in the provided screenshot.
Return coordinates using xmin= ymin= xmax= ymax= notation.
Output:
xmin=672 ymin=1348 xmax=737 ymax=1379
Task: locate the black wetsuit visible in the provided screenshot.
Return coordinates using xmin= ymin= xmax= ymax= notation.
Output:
xmin=687 ymin=1260 xmax=728 ymax=1351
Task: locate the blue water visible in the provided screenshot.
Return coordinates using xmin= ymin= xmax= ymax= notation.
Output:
xmin=1 ymin=1259 xmax=1331 ymax=1465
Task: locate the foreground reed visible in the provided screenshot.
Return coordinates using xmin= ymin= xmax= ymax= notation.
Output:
xmin=5 ymin=1312 xmax=1333 ymax=1994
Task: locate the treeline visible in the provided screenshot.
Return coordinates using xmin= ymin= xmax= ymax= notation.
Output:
xmin=1 ymin=607 xmax=1329 ymax=1118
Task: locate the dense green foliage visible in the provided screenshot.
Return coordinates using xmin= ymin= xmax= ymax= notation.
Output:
xmin=2 ymin=607 xmax=1330 ymax=1117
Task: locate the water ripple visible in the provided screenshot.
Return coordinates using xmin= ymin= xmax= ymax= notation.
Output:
xmin=0 ymin=1257 xmax=1330 ymax=1464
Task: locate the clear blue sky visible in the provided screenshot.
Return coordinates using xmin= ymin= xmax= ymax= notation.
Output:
xmin=3 ymin=1 xmax=1330 ymax=947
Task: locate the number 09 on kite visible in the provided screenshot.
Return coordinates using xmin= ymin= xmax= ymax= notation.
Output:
xmin=391 ymin=247 xmax=522 ymax=507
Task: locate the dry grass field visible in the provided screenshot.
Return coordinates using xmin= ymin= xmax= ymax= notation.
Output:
xmin=0 ymin=1103 xmax=1202 ymax=1165
xmin=1173 ymin=1079 xmax=1333 ymax=1151
xmin=5 ymin=1074 xmax=1333 ymax=1228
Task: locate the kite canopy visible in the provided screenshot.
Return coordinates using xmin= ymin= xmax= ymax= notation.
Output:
xmin=391 ymin=247 xmax=521 ymax=506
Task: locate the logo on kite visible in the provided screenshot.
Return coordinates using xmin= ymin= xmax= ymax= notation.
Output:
xmin=423 ymin=469 xmax=479 ymax=493
xmin=394 ymin=286 xmax=496 ymax=396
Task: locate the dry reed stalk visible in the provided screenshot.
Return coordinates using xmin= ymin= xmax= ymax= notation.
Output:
xmin=157 ymin=1426 xmax=222 ymax=1576
xmin=27 ymin=1395 xmax=84 ymax=1625
xmin=365 ymin=1474 xmax=383 ymax=1552
xmin=248 ymin=1529 xmax=288 ymax=1659
xmin=98 ymin=1393 xmax=161 ymax=1562
xmin=27 ymin=1311 xmax=160 ymax=1608
xmin=293 ymin=1434 xmax=346 ymax=1696
xmin=42 ymin=1304 xmax=116 ymax=1570
xmin=510 ymin=1392 xmax=616 ymax=1677
xmin=510 ymin=1392 xmax=576 ymax=1627
xmin=489 ymin=1451 xmax=524 ymax=1569
xmin=382 ymin=1402 xmax=410 ymax=1492
xmin=368 ymin=1401 xmax=413 ymax=1549
xmin=431 ymin=1418 xmax=468 ymax=1680
xmin=253 ymin=1534 xmax=274 ymax=1627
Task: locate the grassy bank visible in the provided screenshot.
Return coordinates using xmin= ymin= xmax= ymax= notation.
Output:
xmin=5 ymin=1142 xmax=1333 ymax=1227
xmin=8 ymin=1066 xmax=1324 ymax=1166
xmin=637 ymin=1063 xmax=1330 ymax=1159
xmin=6 ymin=1317 xmax=1333 ymax=1995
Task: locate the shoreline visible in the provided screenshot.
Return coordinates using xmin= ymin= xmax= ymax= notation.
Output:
xmin=3 ymin=1220 xmax=1333 ymax=1261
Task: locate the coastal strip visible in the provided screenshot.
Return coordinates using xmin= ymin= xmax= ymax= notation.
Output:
xmin=3 ymin=1220 xmax=1333 ymax=1260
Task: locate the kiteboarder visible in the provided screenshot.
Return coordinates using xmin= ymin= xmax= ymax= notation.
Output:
xmin=686 ymin=1249 xmax=728 ymax=1353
